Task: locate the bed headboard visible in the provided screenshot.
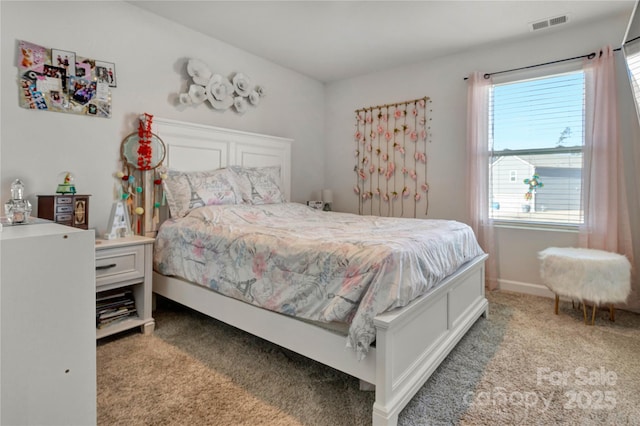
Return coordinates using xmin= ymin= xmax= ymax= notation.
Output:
xmin=143 ymin=117 xmax=293 ymax=236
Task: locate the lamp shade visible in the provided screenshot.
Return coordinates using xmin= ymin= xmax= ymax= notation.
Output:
xmin=321 ymin=189 xmax=333 ymax=203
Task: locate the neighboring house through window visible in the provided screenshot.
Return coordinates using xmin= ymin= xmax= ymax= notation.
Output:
xmin=489 ymin=70 xmax=585 ymax=225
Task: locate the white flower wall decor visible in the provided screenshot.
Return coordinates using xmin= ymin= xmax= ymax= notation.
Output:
xmin=178 ymin=59 xmax=265 ymax=114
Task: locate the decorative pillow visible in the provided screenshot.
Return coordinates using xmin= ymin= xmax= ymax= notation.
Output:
xmin=228 ymin=165 xmax=286 ymax=205
xmin=161 ymin=168 xmax=240 ymax=218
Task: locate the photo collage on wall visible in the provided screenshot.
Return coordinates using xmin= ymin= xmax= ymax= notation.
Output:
xmin=17 ymin=40 xmax=116 ymax=118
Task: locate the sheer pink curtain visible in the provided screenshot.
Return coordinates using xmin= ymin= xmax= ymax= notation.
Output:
xmin=581 ymin=46 xmax=636 ymax=308
xmin=467 ymin=72 xmax=498 ymax=289
xmin=581 ymin=46 xmax=633 ymax=256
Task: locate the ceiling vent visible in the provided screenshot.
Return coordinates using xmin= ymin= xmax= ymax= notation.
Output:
xmin=530 ymin=14 xmax=569 ymax=31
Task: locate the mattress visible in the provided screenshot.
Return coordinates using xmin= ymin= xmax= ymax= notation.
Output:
xmin=154 ymin=202 xmax=484 ymax=357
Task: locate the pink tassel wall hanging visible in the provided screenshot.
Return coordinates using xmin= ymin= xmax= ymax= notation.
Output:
xmin=354 ymin=96 xmax=431 ymax=218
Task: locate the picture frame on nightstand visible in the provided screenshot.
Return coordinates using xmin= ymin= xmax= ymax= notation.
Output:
xmin=105 ymin=201 xmax=133 ymax=240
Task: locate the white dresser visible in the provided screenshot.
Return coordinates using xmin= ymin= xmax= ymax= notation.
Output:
xmin=1 ymin=222 xmax=96 ymax=425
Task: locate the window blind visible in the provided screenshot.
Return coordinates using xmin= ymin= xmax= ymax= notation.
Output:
xmin=489 ymin=72 xmax=585 ymax=225
xmin=624 ymin=38 xmax=640 ymax=116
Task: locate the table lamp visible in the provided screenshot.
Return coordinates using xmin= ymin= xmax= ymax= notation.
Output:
xmin=322 ymin=189 xmax=333 ymax=211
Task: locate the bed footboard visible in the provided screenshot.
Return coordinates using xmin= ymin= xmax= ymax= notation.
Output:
xmin=153 ymin=254 xmax=487 ymax=426
xmin=371 ymin=254 xmax=488 ymax=426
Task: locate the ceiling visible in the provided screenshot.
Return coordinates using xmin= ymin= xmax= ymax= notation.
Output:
xmin=129 ymin=1 xmax=636 ymax=82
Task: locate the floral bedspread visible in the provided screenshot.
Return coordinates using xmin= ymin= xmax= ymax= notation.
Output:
xmin=154 ymin=203 xmax=484 ymax=358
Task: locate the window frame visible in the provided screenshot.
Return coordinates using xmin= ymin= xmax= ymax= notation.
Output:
xmin=488 ymin=65 xmax=585 ymax=230
xmin=623 ymin=37 xmax=640 ymax=121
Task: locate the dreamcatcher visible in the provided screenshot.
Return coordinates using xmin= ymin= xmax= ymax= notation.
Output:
xmin=108 ymin=113 xmax=166 ymax=238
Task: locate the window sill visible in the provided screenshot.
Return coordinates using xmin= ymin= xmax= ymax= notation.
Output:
xmin=492 ymin=220 xmax=580 ymax=233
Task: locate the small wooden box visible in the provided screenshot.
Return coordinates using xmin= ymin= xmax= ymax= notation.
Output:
xmin=37 ymin=194 xmax=90 ymax=229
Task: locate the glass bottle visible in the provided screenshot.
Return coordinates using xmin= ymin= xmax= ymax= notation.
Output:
xmin=4 ymin=179 xmax=32 ymax=224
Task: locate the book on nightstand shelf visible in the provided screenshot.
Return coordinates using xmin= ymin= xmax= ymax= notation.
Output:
xmin=96 ymin=289 xmax=137 ymax=329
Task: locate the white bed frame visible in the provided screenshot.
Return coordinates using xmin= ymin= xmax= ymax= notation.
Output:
xmin=149 ymin=117 xmax=489 ymax=426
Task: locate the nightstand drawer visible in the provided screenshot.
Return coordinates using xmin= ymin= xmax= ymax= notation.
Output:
xmin=95 ymin=245 xmax=145 ymax=287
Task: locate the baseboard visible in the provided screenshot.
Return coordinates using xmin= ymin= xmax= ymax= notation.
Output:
xmin=498 ymin=279 xmax=640 ymax=314
xmin=497 ymin=279 xmax=555 ymax=299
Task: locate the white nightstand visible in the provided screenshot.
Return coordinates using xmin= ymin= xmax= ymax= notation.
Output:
xmin=95 ymin=235 xmax=155 ymax=339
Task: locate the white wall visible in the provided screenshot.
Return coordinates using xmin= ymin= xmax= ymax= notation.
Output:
xmin=1 ymin=1 xmax=325 ymax=236
xmin=325 ymin=13 xmax=635 ymax=294
xmin=2 ymin=2 xmax=637 ymax=298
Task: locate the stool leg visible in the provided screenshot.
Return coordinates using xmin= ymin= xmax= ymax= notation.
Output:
xmin=591 ymin=304 xmax=597 ymax=325
xmin=610 ymin=305 xmax=616 ymax=322
xmin=555 ymin=294 xmax=559 ymax=315
xmin=582 ymin=303 xmax=588 ymax=324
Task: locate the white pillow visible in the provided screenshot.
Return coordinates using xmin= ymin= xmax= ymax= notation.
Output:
xmin=162 ymin=168 xmax=241 ymax=218
xmin=228 ymin=166 xmax=286 ymax=205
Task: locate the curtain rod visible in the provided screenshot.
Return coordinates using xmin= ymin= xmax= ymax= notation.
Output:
xmin=463 ymin=46 xmax=624 ymax=81
xmin=625 ymin=35 xmax=640 ymax=45
xmin=354 ymin=96 xmax=429 ymax=113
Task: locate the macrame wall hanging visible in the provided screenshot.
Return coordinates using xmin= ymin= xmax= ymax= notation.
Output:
xmin=353 ymin=96 xmax=432 ymax=218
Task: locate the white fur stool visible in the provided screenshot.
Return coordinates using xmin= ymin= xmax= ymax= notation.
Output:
xmin=538 ymin=247 xmax=631 ymax=325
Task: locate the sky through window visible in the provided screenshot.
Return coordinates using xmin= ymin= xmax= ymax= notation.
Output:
xmin=492 ymin=72 xmax=585 ymax=151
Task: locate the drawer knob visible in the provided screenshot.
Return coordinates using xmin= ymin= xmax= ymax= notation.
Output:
xmin=96 ymin=263 xmax=117 ymax=271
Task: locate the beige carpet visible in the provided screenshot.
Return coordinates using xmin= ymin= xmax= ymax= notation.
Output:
xmin=97 ymin=291 xmax=640 ymax=425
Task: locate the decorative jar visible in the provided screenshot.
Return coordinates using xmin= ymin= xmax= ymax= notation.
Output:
xmin=4 ymin=179 xmax=32 ymax=224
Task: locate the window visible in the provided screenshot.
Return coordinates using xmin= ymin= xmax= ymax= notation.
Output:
xmin=489 ymin=71 xmax=585 ymax=225
xmin=623 ymin=37 xmax=640 ymax=118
